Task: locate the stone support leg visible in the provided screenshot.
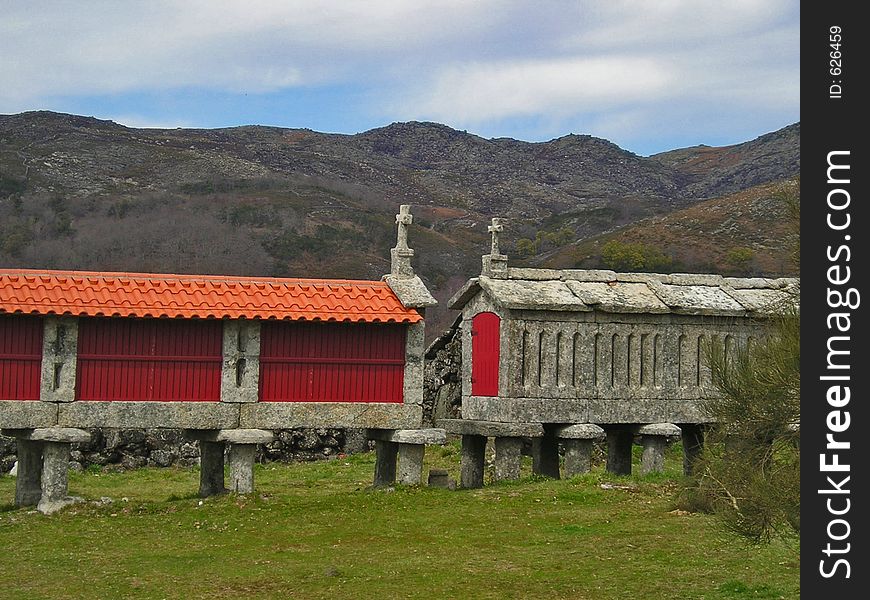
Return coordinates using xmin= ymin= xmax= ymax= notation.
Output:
xmin=640 ymin=436 xmax=668 ymax=475
xmin=493 ymin=436 xmax=523 ymax=481
xmin=15 ymin=439 xmax=43 ymax=507
xmin=460 ymin=434 xmax=487 ymax=489
xmin=606 ymin=429 xmax=633 ymax=476
xmin=532 ymin=433 xmax=560 ymax=479
xmin=199 ymin=440 xmax=226 ymax=497
xmin=227 ymin=443 xmax=256 ymax=494
xmin=563 ymin=439 xmax=594 ymax=477
xmin=681 ymin=424 xmax=705 ymax=477
xmin=397 ymin=443 xmax=425 ymax=485
xmin=37 ymin=441 xmax=75 ymax=514
xmin=373 ymin=440 xmax=398 ymax=487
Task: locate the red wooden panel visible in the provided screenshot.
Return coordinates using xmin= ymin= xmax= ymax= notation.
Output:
xmin=472 ymin=312 xmax=500 ymax=396
xmin=76 ymin=318 xmax=222 ymax=401
xmin=0 ymin=315 xmax=43 ymax=400
xmin=260 ymin=321 xmax=406 ymax=403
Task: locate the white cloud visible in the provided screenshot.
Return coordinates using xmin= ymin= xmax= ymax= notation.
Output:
xmin=402 ymin=57 xmax=675 ymax=123
xmin=0 ymin=0 xmax=798 ymax=151
xmin=0 ymin=0 xmax=502 ymax=105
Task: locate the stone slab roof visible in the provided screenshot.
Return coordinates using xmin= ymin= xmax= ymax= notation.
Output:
xmin=0 ymin=269 xmax=422 ymax=323
xmin=448 ymin=269 xmax=798 ymax=317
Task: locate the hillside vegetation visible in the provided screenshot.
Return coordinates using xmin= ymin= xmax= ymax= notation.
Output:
xmin=0 ymin=112 xmax=799 ymax=334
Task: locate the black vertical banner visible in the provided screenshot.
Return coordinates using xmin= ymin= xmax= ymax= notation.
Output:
xmin=803 ymin=2 xmax=867 ymax=596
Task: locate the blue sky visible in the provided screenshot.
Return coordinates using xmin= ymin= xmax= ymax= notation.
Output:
xmin=1 ymin=1 xmax=799 ymax=156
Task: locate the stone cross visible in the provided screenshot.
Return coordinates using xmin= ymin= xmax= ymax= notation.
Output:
xmin=395 ymin=205 xmax=413 ymax=251
xmin=488 ymin=217 xmax=504 ymax=256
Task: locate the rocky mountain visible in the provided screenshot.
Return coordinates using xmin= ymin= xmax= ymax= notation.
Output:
xmin=535 ymin=179 xmax=799 ymax=277
xmin=0 ymin=111 xmax=800 ymax=335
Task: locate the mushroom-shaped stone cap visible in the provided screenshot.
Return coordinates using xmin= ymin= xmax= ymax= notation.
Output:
xmin=637 ymin=423 xmax=682 ymax=437
xmin=555 ymin=423 xmax=606 ymax=440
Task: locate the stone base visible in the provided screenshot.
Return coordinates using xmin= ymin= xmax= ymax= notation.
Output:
xmin=637 ymin=423 xmax=681 ymax=475
xmin=186 ymin=429 xmax=274 ymax=496
xmin=369 ymin=429 xmax=447 ymax=487
xmin=3 ymin=428 xmax=90 ymax=511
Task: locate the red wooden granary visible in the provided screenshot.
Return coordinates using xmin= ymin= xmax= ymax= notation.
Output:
xmin=0 ymin=205 xmax=436 ymax=432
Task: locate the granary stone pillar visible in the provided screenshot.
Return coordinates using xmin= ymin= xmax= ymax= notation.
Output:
xmin=440 ymin=419 xmax=543 ymax=488
xmin=199 ymin=440 xmax=226 ymax=497
xmin=40 ymin=317 xmax=78 ymax=403
xmin=493 ymin=437 xmax=523 ymax=481
xmin=605 ymin=428 xmax=634 ymax=476
xmin=680 ymin=424 xmax=706 ymax=477
xmin=373 ymin=440 xmax=399 ymax=487
xmin=221 ymin=320 xmax=261 ymax=403
xmin=186 ymin=429 xmax=273 ymax=496
xmin=225 ymin=429 xmax=274 ymax=494
xmin=14 ymin=439 xmax=43 ymax=506
xmin=39 ymin=441 xmax=72 ymax=510
xmin=531 ymin=428 xmax=560 ymax=479
xmin=3 ymin=427 xmax=90 ymax=513
xmin=557 ymin=424 xmax=605 ymax=478
xmin=397 ymin=444 xmax=426 ymax=485
xmin=369 ymin=429 xmax=447 ymax=486
xmin=227 ymin=444 xmax=257 ymax=494
xmin=460 ymin=435 xmax=487 ymax=489
xmin=637 ymin=423 xmax=681 ymax=475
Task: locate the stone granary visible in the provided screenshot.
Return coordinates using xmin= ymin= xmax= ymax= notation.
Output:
xmin=0 ymin=205 xmax=443 ymax=512
xmin=441 ymin=218 xmax=798 ymax=488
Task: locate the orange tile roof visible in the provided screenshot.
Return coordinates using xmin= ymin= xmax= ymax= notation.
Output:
xmin=0 ymin=269 xmax=422 ymax=323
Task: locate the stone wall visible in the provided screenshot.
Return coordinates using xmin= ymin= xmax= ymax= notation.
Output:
xmin=1 ymin=427 xmax=372 ymax=473
xmin=422 ymin=321 xmax=462 ymax=426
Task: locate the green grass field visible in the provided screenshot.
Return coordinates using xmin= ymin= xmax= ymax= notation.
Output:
xmin=0 ymin=444 xmax=799 ymax=599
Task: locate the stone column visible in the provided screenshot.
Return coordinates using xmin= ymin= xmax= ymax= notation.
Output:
xmin=221 ymin=320 xmax=261 ymax=404
xmin=368 ymin=428 xmax=446 ymax=486
xmin=680 ymin=424 xmax=706 ymax=477
xmin=15 ymin=439 xmax=43 ymax=507
xmin=493 ymin=436 xmax=523 ymax=481
xmin=606 ymin=428 xmax=634 ymax=475
xmin=40 ymin=317 xmax=78 ymax=403
xmin=373 ymin=440 xmax=398 ymax=487
xmin=460 ymin=435 xmax=487 ymax=489
xmin=40 ymin=441 xmax=69 ymax=501
xmin=563 ymin=439 xmax=595 ymax=476
xmin=557 ymin=424 xmax=605 ymax=478
xmin=532 ymin=432 xmax=560 ymax=479
xmin=227 ymin=443 xmax=256 ymax=494
xmin=638 ymin=423 xmax=682 ymax=475
xmin=199 ymin=440 xmax=226 ymax=497
xmin=397 ymin=444 xmax=425 ymax=485
xmin=5 ymin=428 xmax=89 ymax=513
xmin=186 ymin=429 xmax=273 ymax=496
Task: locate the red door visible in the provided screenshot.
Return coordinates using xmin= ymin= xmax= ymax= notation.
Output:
xmin=472 ymin=312 xmax=500 ymax=396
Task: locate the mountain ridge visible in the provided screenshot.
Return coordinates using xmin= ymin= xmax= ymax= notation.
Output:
xmin=0 ymin=111 xmax=800 ymax=335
